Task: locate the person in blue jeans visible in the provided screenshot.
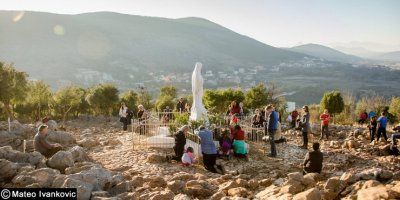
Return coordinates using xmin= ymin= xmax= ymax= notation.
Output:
xmin=265 ymin=104 xmax=278 ymax=157
xmin=377 ymin=112 xmax=388 ymax=142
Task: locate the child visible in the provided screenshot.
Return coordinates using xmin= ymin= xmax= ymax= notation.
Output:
xmin=368 ymin=116 xmax=377 ymax=143
xmin=181 ymin=147 xmax=196 ymax=166
xmin=219 ymin=130 xmax=233 ymax=159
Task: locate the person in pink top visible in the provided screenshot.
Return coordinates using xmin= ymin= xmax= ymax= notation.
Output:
xmin=319 ymin=109 xmax=331 ymax=140
xmin=181 ymin=147 xmax=196 ymax=166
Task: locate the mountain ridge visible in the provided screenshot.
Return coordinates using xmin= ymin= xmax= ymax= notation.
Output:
xmin=288 ymin=43 xmax=363 ymax=63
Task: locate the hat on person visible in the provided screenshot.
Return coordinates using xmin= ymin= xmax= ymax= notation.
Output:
xmin=38 ymin=124 xmax=48 ymax=132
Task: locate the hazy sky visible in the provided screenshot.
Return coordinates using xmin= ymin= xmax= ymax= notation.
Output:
xmin=1 ymin=0 xmax=400 ymax=49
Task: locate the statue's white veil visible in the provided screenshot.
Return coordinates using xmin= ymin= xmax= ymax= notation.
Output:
xmin=190 ymin=62 xmax=207 ymax=121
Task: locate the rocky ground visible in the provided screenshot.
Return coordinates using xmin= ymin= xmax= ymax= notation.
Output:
xmin=1 ymin=117 xmax=400 ymax=200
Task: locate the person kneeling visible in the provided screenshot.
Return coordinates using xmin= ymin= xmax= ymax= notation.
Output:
xmin=232 ymin=125 xmax=248 ymax=159
xmin=181 ymin=147 xmax=196 ymax=166
xmin=34 ymin=124 xmax=62 ymax=158
xmin=303 ymin=142 xmax=323 ymax=174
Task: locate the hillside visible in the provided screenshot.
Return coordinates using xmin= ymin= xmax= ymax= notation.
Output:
xmin=0 ymin=11 xmax=305 ymax=84
xmin=1 ymin=11 xmax=400 ymax=105
xmin=373 ymin=51 xmax=400 ymax=62
xmin=288 ymin=43 xmax=363 ymax=63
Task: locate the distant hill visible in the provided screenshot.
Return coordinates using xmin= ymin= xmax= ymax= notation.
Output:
xmin=333 ymin=46 xmax=382 ymax=58
xmin=1 ymin=11 xmax=400 ymax=105
xmin=288 ymin=43 xmax=363 ymax=63
xmin=0 ymin=10 xmax=306 ymax=84
xmin=373 ymin=51 xmax=400 ymax=62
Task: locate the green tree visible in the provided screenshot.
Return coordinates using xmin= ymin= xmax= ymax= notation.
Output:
xmin=156 ymin=95 xmax=175 ymax=111
xmin=160 ymin=86 xmax=177 ymax=98
xmin=120 ymin=90 xmax=138 ymax=114
xmin=355 ymin=96 xmax=388 ymax=117
xmin=0 ymin=62 xmax=29 ymax=119
xmin=320 ymin=91 xmax=345 ymax=117
xmin=245 ymin=83 xmax=270 ymax=109
xmin=73 ymin=87 xmax=90 ymax=117
xmin=86 ymin=84 xmax=119 ymax=116
xmin=53 ymin=86 xmax=86 ymax=123
xmin=26 ymin=80 xmax=52 ymax=120
xmin=156 ymin=86 xmax=177 ymax=111
xmin=203 ymin=88 xmax=245 ymax=113
xmin=389 ymin=97 xmax=400 ymax=122
xmin=137 ymin=89 xmax=154 ymax=110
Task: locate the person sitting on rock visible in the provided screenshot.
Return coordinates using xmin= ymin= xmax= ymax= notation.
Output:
xmin=34 ymin=124 xmax=62 ymax=158
xmin=181 ymin=147 xmax=196 ymax=166
xmin=303 ymin=142 xmax=323 ymax=174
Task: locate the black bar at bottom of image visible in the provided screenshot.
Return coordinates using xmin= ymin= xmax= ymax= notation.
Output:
xmin=0 ymin=188 xmax=77 ymax=200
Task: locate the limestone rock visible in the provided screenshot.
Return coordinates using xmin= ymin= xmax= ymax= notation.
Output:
xmin=47 ymin=151 xmax=74 ymax=172
xmin=61 ymin=178 xmax=94 ymax=200
xmin=288 ymin=172 xmax=304 ymax=183
xmin=323 ymin=177 xmax=345 ymax=200
xmin=47 ymin=120 xmax=58 ymax=131
xmin=0 ymin=159 xmax=20 ymax=182
xmin=227 ymin=187 xmax=250 ymax=197
xmin=167 ymin=180 xmax=185 ymax=193
xmin=67 ymin=166 xmax=113 ymax=190
xmin=65 ymin=162 xmax=99 ymax=175
xmin=361 ymin=180 xmax=382 ymax=189
xmin=340 ymin=172 xmax=359 ymax=184
xmin=280 ymin=180 xmax=304 ymax=194
xmin=173 ymin=194 xmax=191 ymax=200
xmin=0 ymin=146 xmax=44 ymax=166
xmin=148 ymin=190 xmax=174 ymax=200
xmin=130 ymin=176 xmax=145 ymax=188
xmin=210 ymin=191 xmax=226 ymax=200
xmin=219 ymin=180 xmax=239 ymax=192
xmin=69 ymin=146 xmax=89 ymax=162
xmin=77 ymin=138 xmax=99 ymax=148
xmin=47 ymin=131 xmax=76 ymax=145
xmin=185 ymin=180 xmax=213 ymax=198
xmin=170 ymin=172 xmax=195 ymax=182
xmin=146 ymin=153 xmax=166 ymax=163
xmin=248 ymin=179 xmax=259 ymax=190
xmin=145 ymin=176 xmax=167 ymax=188
xmin=259 ymin=178 xmax=272 ymax=187
xmin=106 ymin=138 xmax=122 ymax=146
xmin=293 ymin=188 xmax=321 ymax=200
xmin=108 ymin=181 xmax=131 ymax=196
xmin=302 ymin=173 xmax=317 ymax=187
xmin=356 ymin=186 xmax=389 ymax=200
xmin=12 ymin=168 xmax=60 ymax=187
xmin=389 ymin=182 xmax=400 ymax=199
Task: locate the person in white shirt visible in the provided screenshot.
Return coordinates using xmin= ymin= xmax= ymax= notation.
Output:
xmin=119 ymin=102 xmax=129 ymax=131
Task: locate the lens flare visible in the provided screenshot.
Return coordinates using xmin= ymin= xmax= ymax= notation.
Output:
xmin=13 ymin=11 xmax=25 ymax=22
xmin=53 ymin=25 xmax=65 ymax=36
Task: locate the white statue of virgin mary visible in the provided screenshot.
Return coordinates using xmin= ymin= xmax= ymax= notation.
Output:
xmin=189 ymin=62 xmax=208 ymax=121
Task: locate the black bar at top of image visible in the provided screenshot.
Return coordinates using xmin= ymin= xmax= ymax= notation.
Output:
xmin=0 ymin=188 xmax=77 ymax=200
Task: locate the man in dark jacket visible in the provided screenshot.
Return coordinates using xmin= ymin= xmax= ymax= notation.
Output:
xmin=176 ymin=98 xmax=185 ymax=113
xmin=303 ymin=142 xmax=323 ymax=174
xmin=265 ymin=104 xmax=278 ymax=157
